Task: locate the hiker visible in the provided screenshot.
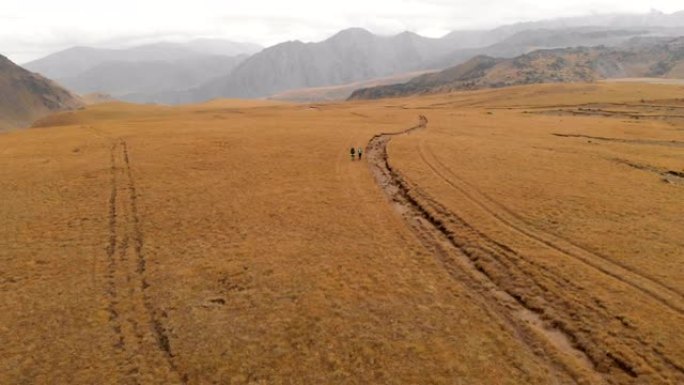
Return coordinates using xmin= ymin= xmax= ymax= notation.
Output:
xmin=357 ymin=147 xmax=363 ymax=160
xmin=350 ymin=147 xmax=356 ymax=161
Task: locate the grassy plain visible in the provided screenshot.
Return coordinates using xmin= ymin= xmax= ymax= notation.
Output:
xmin=0 ymin=83 xmax=682 ymax=384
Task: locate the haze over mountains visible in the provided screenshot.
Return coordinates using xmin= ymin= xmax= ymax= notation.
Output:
xmin=0 ymin=55 xmax=81 ymax=130
xmin=17 ymin=10 xmax=684 ymax=104
xmin=23 ymin=40 xmax=262 ymax=103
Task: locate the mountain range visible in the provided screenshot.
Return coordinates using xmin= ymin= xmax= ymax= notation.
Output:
xmin=348 ymin=36 xmax=684 ymax=100
xmin=162 ymin=28 xmax=454 ymax=103
xmin=15 ymin=10 xmax=684 ymax=104
xmin=0 ymin=54 xmax=82 ymax=130
xmin=23 ymin=39 xmax=261 ymax=103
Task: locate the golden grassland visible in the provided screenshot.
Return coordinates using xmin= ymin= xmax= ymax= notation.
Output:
xmin=384 ymin=83 xmax=684 ymax=384
xmin=0 ymin=83 xmax=682 ymax=384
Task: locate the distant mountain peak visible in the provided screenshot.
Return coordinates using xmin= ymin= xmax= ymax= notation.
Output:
xmin=329 ymin=28 xmax=374 ymax=41
xmin=394 ymin=31 xmax=425 ymax=41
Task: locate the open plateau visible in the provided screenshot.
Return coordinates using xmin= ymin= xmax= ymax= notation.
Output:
xmin=1 ymin=81 xmax=683 ymax=384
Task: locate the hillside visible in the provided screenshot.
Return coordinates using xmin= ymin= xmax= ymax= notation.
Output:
xmin=350 ymin=37 xmax=684 ymax=100
xmin=0 ymin=54 xmax=82 ymax=130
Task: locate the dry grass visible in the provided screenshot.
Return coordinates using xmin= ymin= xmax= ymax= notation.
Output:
xmin=387 ymin=83 xmax=684 ymax=384
xmin=0 ymin=82 xmax=682 ymax=384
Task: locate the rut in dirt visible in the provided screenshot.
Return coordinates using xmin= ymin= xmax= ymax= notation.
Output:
xmin=366 ymin=116 xmax=684 ymax=384
xmin=366 ymin=116 xmax=608 ymax=385
xmin=105 ymin=140 xmax=188 ymax=384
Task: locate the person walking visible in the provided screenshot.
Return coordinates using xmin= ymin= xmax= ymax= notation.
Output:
xmin=357 ymin=147 xmax=363 ymax=160
xmin=350 ymin=147 xmax=356 ymax=161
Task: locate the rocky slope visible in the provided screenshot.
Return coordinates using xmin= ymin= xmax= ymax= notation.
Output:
xmin=0 ymin=55 xmax=82 ymax=130
xmin=183 ymin=29 xmax=452 ymax=101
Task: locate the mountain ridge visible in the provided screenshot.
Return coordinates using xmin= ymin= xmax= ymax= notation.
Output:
xmin=348 ymin=37 xmax=684 ymax=100
xmin=19 ymin=10 xmax=684 ymax=104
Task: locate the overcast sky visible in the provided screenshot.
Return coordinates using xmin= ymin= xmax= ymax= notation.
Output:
xmin=1 ymin=0 xmax=683 ymax=63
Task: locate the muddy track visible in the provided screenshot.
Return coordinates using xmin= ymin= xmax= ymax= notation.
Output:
xmin=367 ymin=117 xmax=684 ymax=384
xmin=106 ymin=141 xmax=187 ymax=384
xmin=366 ymin=117 xmax=603 ymax=385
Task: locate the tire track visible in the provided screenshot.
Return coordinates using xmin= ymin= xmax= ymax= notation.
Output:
xmin=366 ymin=116 xmax=604 ymax=385
xmin=368 ymin=120 xmax=684 ymax=383
xmin=104 ymin=140 xmax=187 ymax=384
xmin=417 ymin=140 xmax=684 ymax=313
xmin=106 ymin=142 xmax=126 ymax=353
xmin=404 ymin=184 xmax=682 ymax=382
xmin=121 ymin=141 xmax=188 ymax=384
xmin=106 ymin=142 xmax=142 ymax=384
